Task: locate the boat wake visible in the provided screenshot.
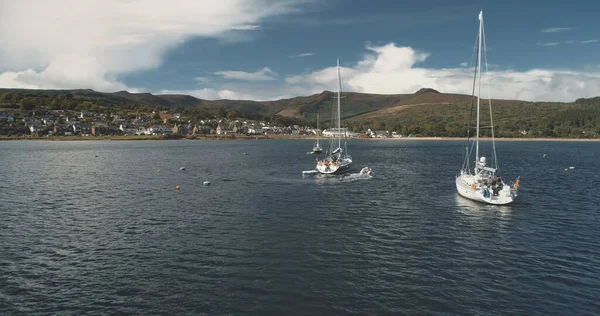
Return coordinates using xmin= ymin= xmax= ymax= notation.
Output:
xmin=302 ymin=167 xmax=372 ymax=182
xmin=339 ymin=171 xmax=372 ymax=182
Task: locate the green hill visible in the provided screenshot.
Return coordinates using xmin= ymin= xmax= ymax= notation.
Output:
xmin=1 ymin=87 xmax=599 ymax=138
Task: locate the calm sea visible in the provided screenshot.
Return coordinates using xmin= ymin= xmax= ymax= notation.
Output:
xmin=1 ymin=139 xmax=599 ymax=315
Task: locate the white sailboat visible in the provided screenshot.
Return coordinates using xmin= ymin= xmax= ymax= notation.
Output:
xmin=455 ymin=11 xmax=520 ymax=205
xmin=316 ymin=58 xmax=352 ymax=174
xmin=312 ymin=113 xmax=322 ymax=154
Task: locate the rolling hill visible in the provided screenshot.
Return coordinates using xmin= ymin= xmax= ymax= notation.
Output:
xmin=1 ymin=87 xmax=599 ymax=138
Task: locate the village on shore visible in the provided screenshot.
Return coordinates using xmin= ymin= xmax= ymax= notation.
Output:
xmin=0 ymin=108 xmax=412 ymax=139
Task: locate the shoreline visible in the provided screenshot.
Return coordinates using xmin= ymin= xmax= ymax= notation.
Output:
xmin=1 ymin=134 xmax=599 ymax=142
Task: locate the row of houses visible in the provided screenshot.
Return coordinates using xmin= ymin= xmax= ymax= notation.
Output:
xmin=215 ymin=123 xmax=305 ymax=135
xmin=3 ymin=109 xmax=407 ymax=138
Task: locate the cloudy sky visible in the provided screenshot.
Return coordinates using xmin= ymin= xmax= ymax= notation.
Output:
xmin=1 ymin=0 xmax=599 ymax=101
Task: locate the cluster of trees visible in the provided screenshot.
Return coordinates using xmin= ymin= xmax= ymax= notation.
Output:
xmin=0 ymin=92 xmax=171 ymax=114
xmin=344 ymin=100 xmax=600 ymax=138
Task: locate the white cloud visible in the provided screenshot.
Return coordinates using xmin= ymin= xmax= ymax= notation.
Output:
xmin=0 ymin=54 xmax=136 ymax=91
xmin=214 ymin=67 xmax=278 ymax=81
xmin=537 ymin=42 xmax=560 ymax=46
xmin=0 ymin=0 xmax=304 ymax=91
xmin=281 ymin=43 xmax=600 ymax=102
xmin=581 ymin=39 xmax=599 ymax=44
xmin=459 ymin=62 xmax=468 ymax=67
xmin=541 ymin=27 xmax=572 ymax=33
xmin=230 ymin=24 xmax=260 ymax=30
xmin=290 ymin=52 xmax=314 ymax=58
xmin=162 ymin=43 xmax=600 ymax=102
xmin=194 ymin=76 xmax=209 ymax=83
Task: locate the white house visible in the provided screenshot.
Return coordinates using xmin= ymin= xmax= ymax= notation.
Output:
xmin=366 ymin=128 xmax=389 ymax=138
xmin=29 ymin=125 xmax=42 ymax=133
xmin=247 ymin=128 xmax=263 ymax=135
xmin=148 ymin=125 xmax=172 ymax=135
xmin=119 ymin=124 xmax=137 ymax=134
xmin=216 ymin=123 xmax=234 ymax=134
xmin=391 ymin=131 xmax=404 ymax=138
xmin=322 ymin=128 xmax=349 ymax=138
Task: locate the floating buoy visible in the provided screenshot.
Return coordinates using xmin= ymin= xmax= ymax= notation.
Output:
xmin=243 ymin=152 xmax=247 ymax=155
xmin=542 ymin=154 xmax=547 ymax=158
xmin=157 ymin=169 xmax=161 ymax=173
xmin=565 ymin=168 xmax=568 ymax=172
xmin=180 ymin=167 xmax=186 ymax=170
xmin=569 ymin=166 xmax=575 ymax=169
xmin=203 ymin=181 xmax=211 ymax=186
xmin=228 ymin=153 xmax=231 ymax=156
xmin=175 ymin=185 xmax=180 ymax=190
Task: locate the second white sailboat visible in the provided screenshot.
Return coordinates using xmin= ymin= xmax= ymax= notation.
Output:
xmin=316 ymin=58 xmax=352 ymax=174
xmin=455 ymin=11 xmax=519 ymax=205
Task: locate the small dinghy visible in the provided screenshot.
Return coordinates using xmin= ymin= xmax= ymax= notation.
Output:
xmin=359 ymin=166 xmax=372 ymax=176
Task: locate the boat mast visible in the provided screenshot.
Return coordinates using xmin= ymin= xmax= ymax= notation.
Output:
xmin=316 ymin=113 xmax=319 ymax=145
xmin=337 ymin=58 xmax=342 ymax=150
xmin=475 ymin=10 xmax=483 ymax=171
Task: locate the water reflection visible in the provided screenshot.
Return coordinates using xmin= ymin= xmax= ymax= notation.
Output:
xmin=454 ymin=194 xmax=513 ymax=217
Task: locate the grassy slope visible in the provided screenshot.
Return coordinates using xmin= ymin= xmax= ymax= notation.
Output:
xmin=2 ymin=88 xmax=599 ymax=136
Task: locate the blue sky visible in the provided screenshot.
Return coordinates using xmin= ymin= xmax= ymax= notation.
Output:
xmin=1 ymin=0 xmax=600 ymax=101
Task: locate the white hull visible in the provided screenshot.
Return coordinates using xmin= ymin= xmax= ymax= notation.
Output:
xmin=455 ymin=173 xmax=516 ymax=205
xmin=316 ymin=158 xmax=352 ymax=174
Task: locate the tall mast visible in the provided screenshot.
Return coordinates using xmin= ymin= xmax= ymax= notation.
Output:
xmin=337 ymin=58 xmax=342 ymax=149
xmin=316 ymin=113 xmax=319 ymax=144
xmin=475 ymin=10 xmax=483 ymax=170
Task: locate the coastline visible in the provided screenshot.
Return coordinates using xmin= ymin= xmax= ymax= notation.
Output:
xmin=1 ymin=134 xmax=599 ymax=142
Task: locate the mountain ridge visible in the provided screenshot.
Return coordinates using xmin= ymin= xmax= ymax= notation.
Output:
xmin=1 ymin=87 xmax=599 ymax=138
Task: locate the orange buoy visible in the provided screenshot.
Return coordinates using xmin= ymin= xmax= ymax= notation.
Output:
xmin=157 ymin=169 xmax=161 ymax=173
xmin=175 ymin=185 xmax=180 ymax=190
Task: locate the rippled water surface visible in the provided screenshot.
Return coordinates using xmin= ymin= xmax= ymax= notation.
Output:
xmin=1 ymin=139 xmax=599 ymax=315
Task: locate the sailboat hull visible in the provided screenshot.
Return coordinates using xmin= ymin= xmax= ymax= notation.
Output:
xmin=316 ymin=158 xmax=352 ymax=174
xmin=455 ymin=173 xmax=516 ymax=205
